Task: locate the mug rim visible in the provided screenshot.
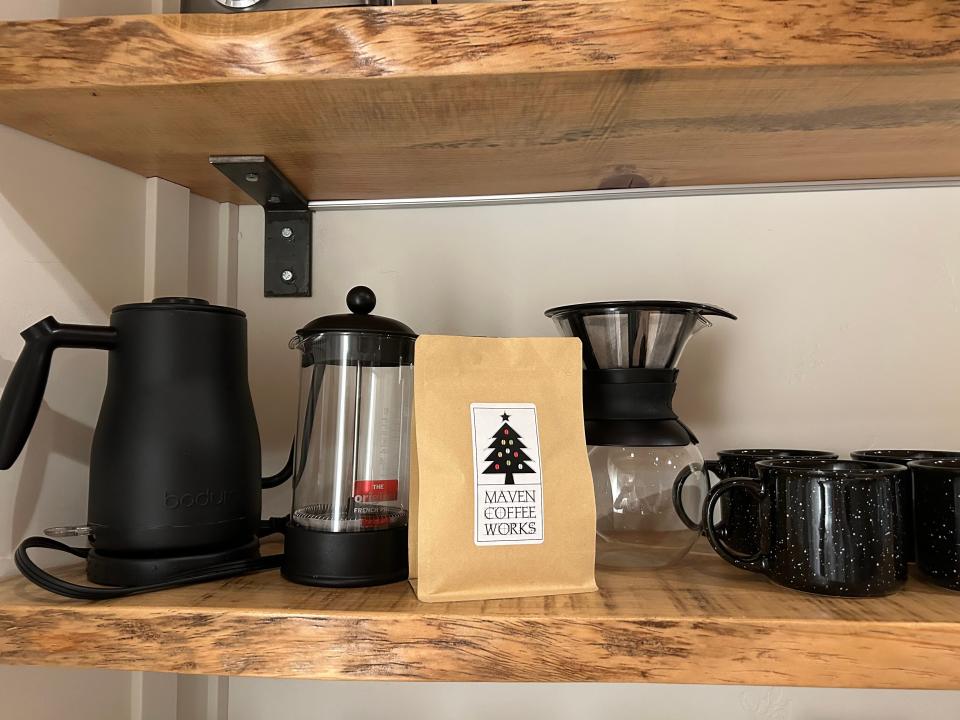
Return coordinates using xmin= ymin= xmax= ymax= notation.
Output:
xmin=908 ymin=457 xmax=960 ymax=472
xmin=756 ymin=458 xmax=906 ymax=477
xmin=717 ymin=448 xmax=837 ymax=459
xmin=851 ymin=449 xmax=960 ymax=461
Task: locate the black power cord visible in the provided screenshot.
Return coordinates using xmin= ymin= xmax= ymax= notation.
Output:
xmin=14 ymin=516 xmax=290 ymax=600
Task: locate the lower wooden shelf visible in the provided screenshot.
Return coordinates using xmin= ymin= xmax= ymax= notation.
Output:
xmin=0 ymin=540 xmax=958 ymax=688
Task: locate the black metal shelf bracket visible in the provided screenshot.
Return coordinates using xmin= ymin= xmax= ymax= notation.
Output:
xmin=210 ymin=155 xmax=312 ymax=298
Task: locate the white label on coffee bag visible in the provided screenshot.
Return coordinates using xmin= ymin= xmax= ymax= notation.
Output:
xmin=471 ymin=403 xmax=544 ymax=546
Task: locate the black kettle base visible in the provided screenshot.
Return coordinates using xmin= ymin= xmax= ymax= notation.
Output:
xmin=86 ymin=539 xmax=261 ymax=587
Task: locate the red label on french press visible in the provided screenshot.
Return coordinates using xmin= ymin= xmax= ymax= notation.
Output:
xmin=353 ymin=479 xmax=399 ymax=502
xmin=360 ymin=513 xmax=392 ymax=529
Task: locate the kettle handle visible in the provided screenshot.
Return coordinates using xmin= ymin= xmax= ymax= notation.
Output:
xmin=0 ymin=317 xmax=118 ymax=470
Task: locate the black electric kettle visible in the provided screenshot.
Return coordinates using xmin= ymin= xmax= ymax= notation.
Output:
xmin=0 ymin=297 xmax=290 ymax=598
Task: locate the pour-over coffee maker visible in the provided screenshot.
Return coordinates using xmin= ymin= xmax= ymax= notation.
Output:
xmin=545 ymin=300 xmax=736 ymax=568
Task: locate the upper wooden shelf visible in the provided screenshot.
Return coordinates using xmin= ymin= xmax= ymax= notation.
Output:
xmin=0 ymin=2 xmax=959 ymax=203
xmin=1 ymin=542 xmax=960 ymax=687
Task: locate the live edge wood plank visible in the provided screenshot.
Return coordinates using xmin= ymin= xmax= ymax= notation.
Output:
xmin=0 ymin=1 xmax=959 ymax=202
xmin=1 ymin=544 xmax=960 ymax=687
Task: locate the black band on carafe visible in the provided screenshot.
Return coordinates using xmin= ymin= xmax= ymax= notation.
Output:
xmin=582 ymin=368 xmax=697 ymax=447
xmin=583 ymin=368 xmax=678 ymax=422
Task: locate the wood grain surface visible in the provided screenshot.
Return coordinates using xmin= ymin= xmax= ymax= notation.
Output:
xmin=0 ymin=1 xmax=958 ymax=201
xmin=1 ymin=542 xmax=960 ymax=687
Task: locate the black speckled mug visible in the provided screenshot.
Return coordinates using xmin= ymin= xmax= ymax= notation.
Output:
xmin=703 ymin=459 xmax=908 ymax=597
xmin=707 ymin=449 xmax=838 ymax=555
xmin=851 ymin=450 xmax=960 ymax=562
xmin=908 ymin=457 xmax=960 ymax=590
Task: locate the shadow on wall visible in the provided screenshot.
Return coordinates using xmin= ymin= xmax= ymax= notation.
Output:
xmin=0 ymin=357 xmax=94 ymax=549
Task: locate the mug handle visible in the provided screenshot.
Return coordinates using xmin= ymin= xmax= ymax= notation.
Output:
xmin=672 ymin=463 xmax=704 ymax=530
xmin=703 ymin=459 xmax=720 ymax=479
xmin=672 ymin=460 xmax=721 ymax=531
xmin=703 ymin=477 xmax=767 ymax=573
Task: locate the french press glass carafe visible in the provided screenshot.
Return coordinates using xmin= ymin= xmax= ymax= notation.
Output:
xmin=282 ymin=286 xmax=415 ymax=587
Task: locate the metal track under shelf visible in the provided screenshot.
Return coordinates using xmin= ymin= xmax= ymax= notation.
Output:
xmin=308 ymin=177 xmax=960 ymax=211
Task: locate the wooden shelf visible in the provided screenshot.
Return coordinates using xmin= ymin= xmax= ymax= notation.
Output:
xmin=1 ymin=542 xmax=960 ymax=687
xmin=0 ymin=2 xmax=959 ymax=202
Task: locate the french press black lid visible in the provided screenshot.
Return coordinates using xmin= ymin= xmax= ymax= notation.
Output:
xmin=297 ymin=286 xmax=416 ymax=338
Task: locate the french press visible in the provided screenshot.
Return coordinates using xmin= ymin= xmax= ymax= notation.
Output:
xmin=282 ymin=286 xmax=416 ymax=587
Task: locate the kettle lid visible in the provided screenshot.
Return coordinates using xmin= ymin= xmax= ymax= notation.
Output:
xmin=297 ymin=286 xmax=416 ymax=339
xmin=112 ymin=297 xmax=245 ymax=317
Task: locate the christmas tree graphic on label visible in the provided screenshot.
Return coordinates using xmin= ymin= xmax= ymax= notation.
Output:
xmin=471 ymin=403 xmax=544 ymax=546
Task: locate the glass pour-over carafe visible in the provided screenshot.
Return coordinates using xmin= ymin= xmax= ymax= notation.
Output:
xmin=545 ymin=301 xmax=736 ymax=569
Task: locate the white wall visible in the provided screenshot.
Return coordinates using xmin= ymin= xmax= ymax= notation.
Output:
xmin=0 ymin=666 xmax=132 ymax=720
xmin=229 ymin=680 xmax=960 ymax=720
xmin=235 ymin=186 xmax=960 ymax=718
xmin=242 ymin=187 xmax=960 ymax=467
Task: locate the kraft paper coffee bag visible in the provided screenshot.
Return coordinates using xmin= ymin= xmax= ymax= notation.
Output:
xmin=409 ymin=335 xmax=597 ymax=602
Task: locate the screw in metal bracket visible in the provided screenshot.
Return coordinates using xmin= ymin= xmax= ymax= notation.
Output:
xmin=268 ymin=194 xmax=281 ymax=204
xmin=281 ymin=227 xmax=294 ymax=240
xmin=281 ymin=269 xmax=295 ymax=283
xmin=245 ymin=172 xmax=259 ymax=183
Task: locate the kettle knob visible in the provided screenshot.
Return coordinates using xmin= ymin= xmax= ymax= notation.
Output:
xmin=347 ymin=286 xmax=376 ymax=315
